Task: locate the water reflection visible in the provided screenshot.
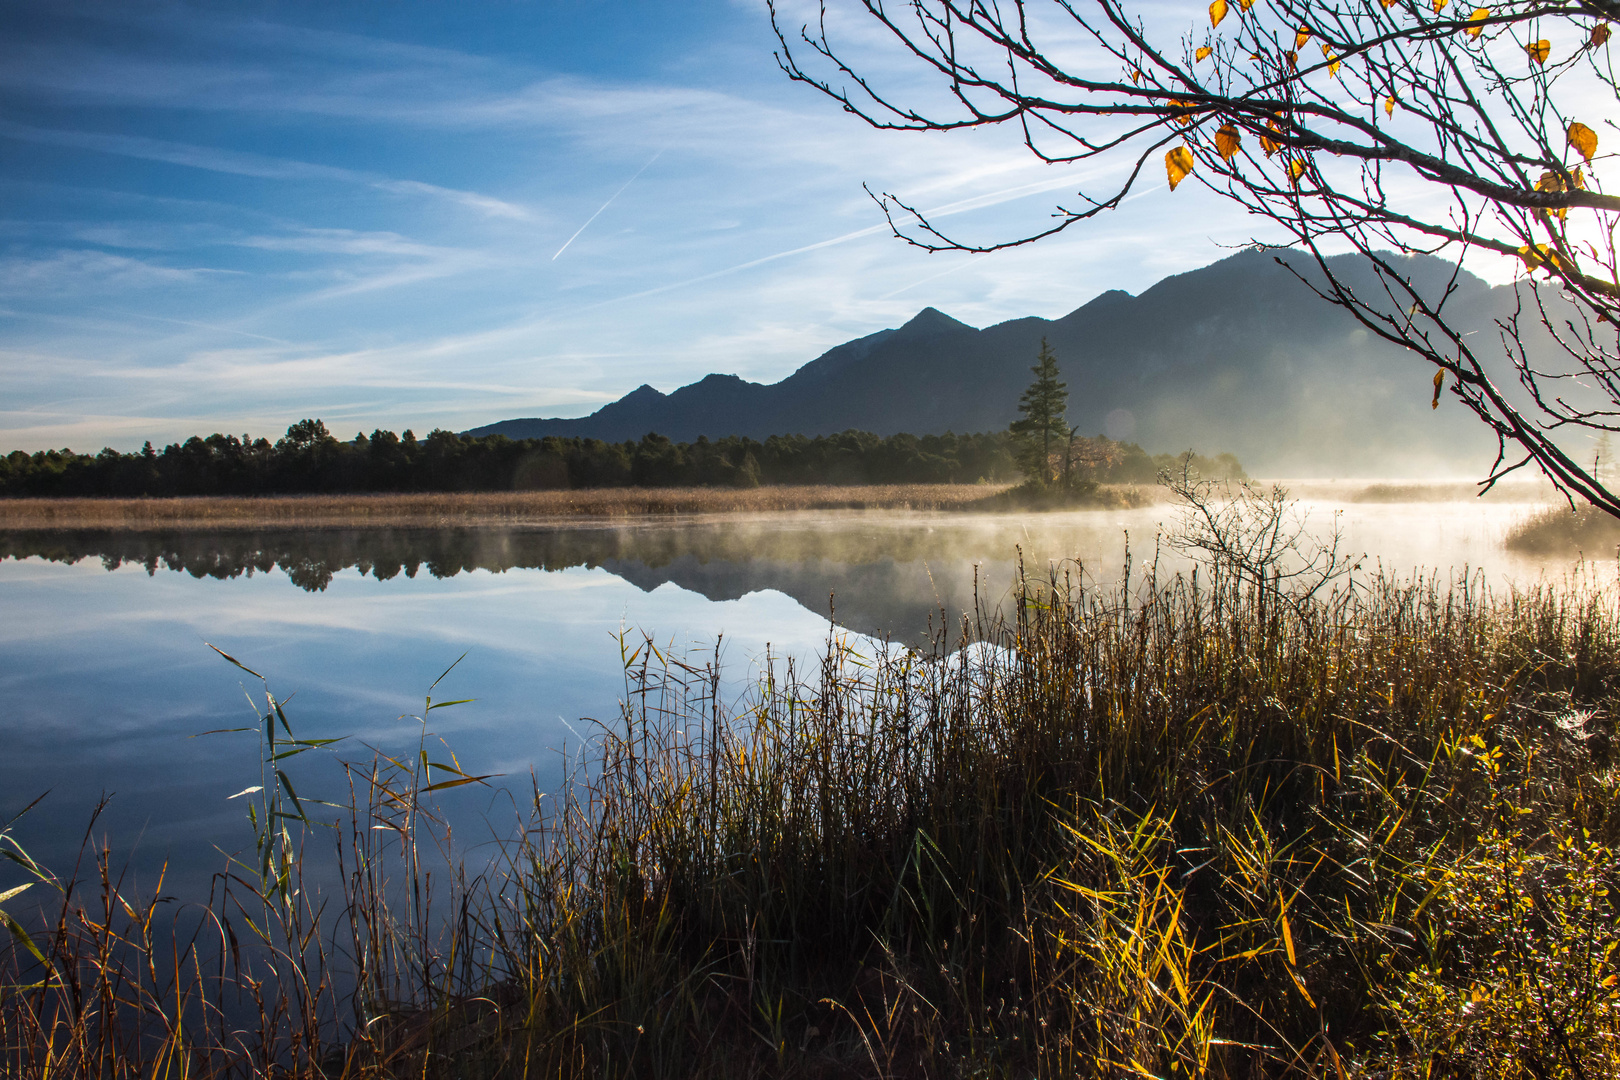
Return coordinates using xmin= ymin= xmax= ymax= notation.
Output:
xmin=0 ymin=518 xmax=1142 ymax=645
xmin=0 ymin=500 xmax=1571 ymax=902
xmin=0 ymin=498 xmax=1567 ymax=643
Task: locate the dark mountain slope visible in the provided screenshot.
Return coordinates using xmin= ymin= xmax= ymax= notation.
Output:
xmin=472 ymin=250 xmax=1556 ymax=475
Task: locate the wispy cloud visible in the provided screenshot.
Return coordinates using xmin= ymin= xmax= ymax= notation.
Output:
xmin=0 ymin=2 xmax=1281 ymax=450
xmin=0 ymin=249 xmax=219 ymax=292
xmin=577 ymin=157 xmax=1121 ymax=313
xmin=0 ymin=119 xmax=539 ymax=222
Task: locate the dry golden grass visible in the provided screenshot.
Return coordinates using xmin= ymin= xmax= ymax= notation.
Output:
xmin=6 ymin=562 xmax=1618 ymax=1078
xmin=0 ymin=485 xmax=1018 ymax=529
xmin=1505 ymin=501 xmax=1620 ymax=555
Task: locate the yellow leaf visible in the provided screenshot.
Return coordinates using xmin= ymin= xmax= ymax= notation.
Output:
xmin=1385 ymin=95 xmax=1397 ymax=116
xmin=1196 ymin=45 xmax=1213 ymax=61
xmin=1210 ymin=0 xmax=1228 ymax=28
xmin=1261 ymin=119 xmax=1284 ymax=156
xmin=1169 ymin=99 xmax=1197 ymax=126
xmin=1130 ymin=66 xmax=1142 ymax=83
xmin=1166 ymin=146 xmax=1196 ymax=190
xmin=1467 ymin=7 xmax=1489 ymax=38
xmin=1288 ymin=157 xmax=1307 ymax=184
xmin=1295 ymin=27 xmax=1311 ymax=49
xmin=1536 ymin=169 xmax=1565 ymax=192
xmin=1518 ymin=243 xmax=1565 ymax=272
xmin=1569 ymin=121 xmax=1598 ymax=163
xmin=1432 ymin=368 xmax=1444 ymax=409
xmin=1526 ymin=39 xmax=1550 ymax=64
xmin=1433 ymin=0 xmax=1447 ymax=11
xmin=1239 ymin=0 xmax=1255 ymax=9
xmin=1382 ymin=0 xmax=1396 ymax=9
xmin=1574 ymin=166 xmax=1586 ymax=189
xmin=1215 ymin=123 xmax=1242 ymax=160
xmin=1285 ymin=50 xmax=1298 ymax=71
xmin=1592 ymin=23 xmax=1611 ymax=47
xmin=1329 ymin=58 xmax=1341 ymax=75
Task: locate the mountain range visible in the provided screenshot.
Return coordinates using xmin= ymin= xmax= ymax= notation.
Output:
xmin=471 ymin=249 xmax=1563 ymax=476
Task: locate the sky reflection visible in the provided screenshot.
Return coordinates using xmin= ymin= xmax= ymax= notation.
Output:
xmin=0 ymin=500 xmax=1585 ymax=901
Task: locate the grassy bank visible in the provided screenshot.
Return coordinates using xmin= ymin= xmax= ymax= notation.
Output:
xmin=0 ymin=485 xmax=1022 ymax=529
xmin=3 ymin=558 xmax=1618 ymax=1077
xmin=1507 ymin=502 xmax=1620 ymax=556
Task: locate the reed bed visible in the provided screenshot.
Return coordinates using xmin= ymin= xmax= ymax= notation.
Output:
xmin=0 ymin=486 xmax=1021 ymax=529
xmin=1506 ymin=501 xmax=1620 ymax=556
xmin=3 ymin=557 xmax=1618 ymax=1078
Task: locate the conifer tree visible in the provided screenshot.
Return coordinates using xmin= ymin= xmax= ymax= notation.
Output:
xmin=1009 ymin=338 xmax=1068 ymax=485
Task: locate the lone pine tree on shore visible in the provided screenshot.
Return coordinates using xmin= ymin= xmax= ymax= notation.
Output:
xmin=1010 ymin=338 xmax=1069 ymax=485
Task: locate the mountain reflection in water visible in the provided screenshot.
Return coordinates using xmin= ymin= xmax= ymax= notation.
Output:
xmin=0 ymin=497 xmax=1569 ymax=645
xmin=0 ymin=518 xmax=1153 ymax=643
xmin=0 ymin=500 xmax=1570 ymax=900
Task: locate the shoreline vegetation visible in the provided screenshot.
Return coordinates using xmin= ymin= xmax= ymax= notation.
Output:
xmin=1505 ymin=502 xmax=1620 ymax=557
xmin=0 ymin=477 xmax=1562 ymax=532
xmin=3 ymin=545 xmax=1616 ymax=1077
xmin=0 ymin=484 xmax=1033 ymax=529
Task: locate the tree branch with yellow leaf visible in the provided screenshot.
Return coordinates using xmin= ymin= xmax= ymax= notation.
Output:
xmin=770 ymin=0 xmax=1620 ymax=513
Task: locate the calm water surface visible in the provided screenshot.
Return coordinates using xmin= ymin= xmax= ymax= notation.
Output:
xmin=0 ymin=497 xmax=1582 ymax=897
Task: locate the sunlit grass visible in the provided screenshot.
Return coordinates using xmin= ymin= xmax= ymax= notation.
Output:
xmin=3 ymin=556 xmax=1618 ymax=1077
xmin=1507 ymin=501 xmax=1620 ymax=557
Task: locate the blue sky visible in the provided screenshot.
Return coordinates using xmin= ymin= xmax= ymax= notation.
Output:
xmin=0 ymin=0 xmax=1280 ymax=451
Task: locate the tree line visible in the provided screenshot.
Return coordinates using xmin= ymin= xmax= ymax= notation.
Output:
xmin=0 ymin=420 xmax=1243 ymax=498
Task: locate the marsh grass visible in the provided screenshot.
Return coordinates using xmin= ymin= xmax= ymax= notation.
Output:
xmin=0 ymin=485 xmax=1023 ymax=530
xmin=1506 ymin=502 xmax=1620 ymax=557
xmin=3 ymin=554 xmax=1619 ymax=1077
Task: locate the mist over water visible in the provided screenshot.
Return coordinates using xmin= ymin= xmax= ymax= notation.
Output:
xmin=0 ymin=484 xmax=1588 ymax=901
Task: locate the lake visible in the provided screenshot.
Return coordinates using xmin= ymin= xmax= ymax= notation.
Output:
xmin=0 ymin=490 xmax=1578 ymax=900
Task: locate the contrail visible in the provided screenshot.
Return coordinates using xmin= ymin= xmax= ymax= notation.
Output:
xmin=877 ymin=254 xmax=986 ymax=300
xmin=577 ymin=163 xmax=1117 ymax=311
xmin=552 ymin=148 xmax=665 ymax=261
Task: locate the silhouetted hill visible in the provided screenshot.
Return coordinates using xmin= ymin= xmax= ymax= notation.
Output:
xmin=471 ymin=250 xmax=1561 ymax=476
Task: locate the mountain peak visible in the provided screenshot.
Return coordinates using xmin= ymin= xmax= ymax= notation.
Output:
xmin=897 ymin=306 xmax=973 ymax=337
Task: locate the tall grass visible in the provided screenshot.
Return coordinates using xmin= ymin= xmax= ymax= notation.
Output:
xmin=3 ymin=554 xmax=1618 ymax=1077
xmin=1506 ymin=502 xmax=1620 ymax=556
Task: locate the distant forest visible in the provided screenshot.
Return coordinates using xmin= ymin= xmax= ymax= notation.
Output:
xmin=0 ymin=420 xmax=1246 ymax=498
